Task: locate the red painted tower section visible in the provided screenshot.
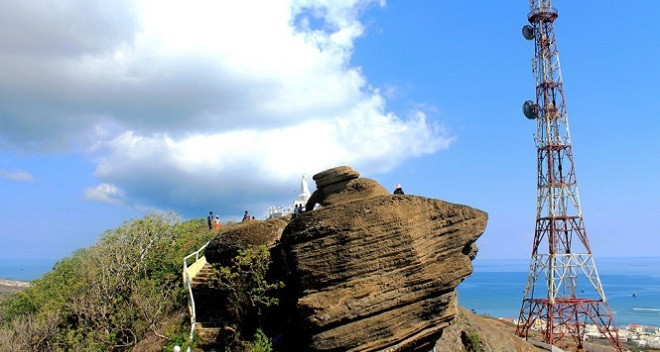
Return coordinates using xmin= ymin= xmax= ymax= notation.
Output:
xmin=515 ymin=1 xmax=624 ymax=351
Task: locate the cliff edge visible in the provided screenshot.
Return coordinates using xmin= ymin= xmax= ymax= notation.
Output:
xmin=276 ymin=166 xmax=487 ymax=351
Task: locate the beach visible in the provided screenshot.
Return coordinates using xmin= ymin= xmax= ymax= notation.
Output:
xmin=0 ymin=278 xmax=29 ymax=297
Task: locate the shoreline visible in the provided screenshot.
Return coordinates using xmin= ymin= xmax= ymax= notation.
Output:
xmin=496 ymin=316 xmax=659 ymax=330
xmin=0 ymin=278 xmax=30 ymax=288
xmin=0 ymin=278 xmax=30 ymax=298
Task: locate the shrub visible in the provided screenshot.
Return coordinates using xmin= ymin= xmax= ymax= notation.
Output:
xmin=209 ymin=245 xmax=284 ymax=349
xmin=242 ymin=329 xmax=273 ymax=352
xmin=0 ymin=213 xmax=217 ymax=351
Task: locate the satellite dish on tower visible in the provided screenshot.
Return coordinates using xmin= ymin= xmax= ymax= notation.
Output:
xmin=522 ymin=25 xmax=535 ymax=40
xmin=522 ymin=100 xmax=538 ymax=119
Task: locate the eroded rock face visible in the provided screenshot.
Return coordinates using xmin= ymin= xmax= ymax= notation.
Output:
xmin=312 ymin=165 xmax=360 ymax=188
xmin=205 ymin=218 xmax=287 ymax=266
xmin=306 ymin=166 xmax=381 ymax=210
xmin=280 ymin=191 xmax=487 ymax=351
xmin=323 ymin=177 xmax=390 ymax=207
xmin=203 ymin=166 xmax=488 ymax=351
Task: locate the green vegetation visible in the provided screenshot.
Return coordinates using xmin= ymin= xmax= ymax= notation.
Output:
xmin=242 ymin=329 xmax=274 ymax=352
xmin=210 ymin=246 xmax=283 ymax=329
xmin=467 ymin=333 xmax=483 ymax=352
xmin=0 ymin=213 xmax=216 ymax=351
xmin=460 ymin=331 xmax=483 ymax=352
xmin=208 ymin=245 xmax=283 ymax=351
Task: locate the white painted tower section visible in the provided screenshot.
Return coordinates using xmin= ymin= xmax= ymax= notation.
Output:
xmin=268 ymin=174 xmax=312 ymax=218
xmin=294 ymin=174 xmax=311 ymax=208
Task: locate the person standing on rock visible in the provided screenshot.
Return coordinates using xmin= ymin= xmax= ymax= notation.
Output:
xmin=393 ymin=184 xmax=405 ymax=195
xmin=242 ymin=210 xmax=250 ymax=222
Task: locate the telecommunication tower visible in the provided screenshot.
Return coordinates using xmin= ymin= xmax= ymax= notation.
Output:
xmin=516 ymin=1 xmax=624 ymax=351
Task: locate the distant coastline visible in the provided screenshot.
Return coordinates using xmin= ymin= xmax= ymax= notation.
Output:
xmin=0 ymin=278 xmax=29 ymax=288
xmin=0 ymin=257 xmax=57 ymax=282
xmin=459 ymin=256 xmax=660 ymax=328
xmin=0 ymin=278 xmax=30 ymax=297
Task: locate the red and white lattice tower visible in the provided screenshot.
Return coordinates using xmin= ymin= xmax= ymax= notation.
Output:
xmin=515 ymin=1 xmax=624 ymax=351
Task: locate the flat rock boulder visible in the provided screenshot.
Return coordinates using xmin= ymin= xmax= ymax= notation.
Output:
xmin=305 ymin=166 xmax=387 ymax=210
xmin=312 ymin=165 xmax=359 ymax=188
xmin=280 ymin=194 xmax=488 ymax=351
xmin=205 ymin=218 xmax=287 ymax=266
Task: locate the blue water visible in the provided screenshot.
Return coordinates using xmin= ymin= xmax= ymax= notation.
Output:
xmin=1 ymin=256 xmax=658 ymax=328
xmin=0 ymin=258 xmax=58 ymax=282
xmin=457 ymin=257 xmax=660 ymax=328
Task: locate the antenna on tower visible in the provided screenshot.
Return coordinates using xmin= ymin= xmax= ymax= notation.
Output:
xmin=521 ymin=25 xmax=535 ymax=40
xmin=515 ymin=1 xmax=624 ymax=351
xmin=522 ymin=100 xmax=538 ymax=119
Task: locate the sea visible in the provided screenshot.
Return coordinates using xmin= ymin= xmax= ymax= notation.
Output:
xmin=0 ymin=257 xmax=58 ymax=282
xmin=1 ymin=256 xmax=658 ymax=328
xmin=457 ymin=256 xmax=660 ymax=328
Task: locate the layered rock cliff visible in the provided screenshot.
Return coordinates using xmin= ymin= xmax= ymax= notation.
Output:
xmin=205 ymin=165 xmax=489 ymax=351
xmin=278 ymin=166 xmax=487 ymax=351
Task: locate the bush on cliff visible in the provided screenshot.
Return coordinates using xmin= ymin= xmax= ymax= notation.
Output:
xmin=0 ymin=213 xmax=216 ymax=351
xmin=209 ymin=244 xmax=284 ymax=350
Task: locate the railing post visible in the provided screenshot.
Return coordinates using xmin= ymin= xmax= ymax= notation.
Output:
xmin=182 ymin=241 xmax=211 ymax=348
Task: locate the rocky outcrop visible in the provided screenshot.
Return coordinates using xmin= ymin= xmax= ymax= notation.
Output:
xmin=312 ymin=165 xmax=360 ymax=188
xmin=323 ymin=177 xmax=390 ymax=207
xmin=305 ymin=166 xmax=389 ymax=210
xmin=202 ymin=166 xmax=489 ymax=351
xmin=278 ymin=166 xmax=488 ymax=351
xmin=205 ymin=218 xmax=288 ymax=266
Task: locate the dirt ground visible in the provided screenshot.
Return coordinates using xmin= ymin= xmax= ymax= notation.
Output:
xmin=448 ymin=308 xmax=657 ymax=352
xmin=433 ymin=306 xmax=546 ymax=352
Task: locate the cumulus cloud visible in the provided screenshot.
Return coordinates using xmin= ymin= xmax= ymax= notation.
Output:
xmin=0 ymin=169 xmax=34 ymax=182
xmin=83 ymin=183 xmax=124 ymax=204
xmin=0 ymin=0 xmax=455 ymax=216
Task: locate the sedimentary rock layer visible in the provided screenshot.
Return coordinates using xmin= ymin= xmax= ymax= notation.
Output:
xmin=205 ymin=217 xmax=287 ymax=266
xmin=281 ymin=195 xmax=487 ymax=351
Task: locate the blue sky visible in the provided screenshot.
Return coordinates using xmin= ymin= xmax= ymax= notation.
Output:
xmin=1 ymin=1 xmax=658 ymax=260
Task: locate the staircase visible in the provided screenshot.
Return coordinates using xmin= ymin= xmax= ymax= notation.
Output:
xmin=190 ymin=263 xmax=226 ymax=350
xmin=183 ymin=243 xmax=229 ymax=351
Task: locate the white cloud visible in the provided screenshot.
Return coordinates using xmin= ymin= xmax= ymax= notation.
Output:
xmin=0 ymin=0 xmax=456 ymax=216
xmin=84 ymin=183 xmax=124 ymax=204
xmin=0 ymin=169 xmax=34 ymax=182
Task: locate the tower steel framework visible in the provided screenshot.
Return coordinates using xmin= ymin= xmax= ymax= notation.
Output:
xmin=515 ymin=1 xmax=624 ymax=351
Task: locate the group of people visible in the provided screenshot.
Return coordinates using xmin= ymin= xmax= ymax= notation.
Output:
xmin=206 ymin=183 xmax=404 ymax=230
xmin=207 ymin=210 xmax=254 ymax=231
xmin=207 ymin=211 xmax=222 ymax=231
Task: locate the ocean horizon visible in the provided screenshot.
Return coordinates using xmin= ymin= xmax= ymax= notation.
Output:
xmin=458 ymin=256 xmax=660 ymax=328
xmin=2 ymin=256 xmax=658 ymax=328
xmin=0 ymin=257 xmax=59 ymax=282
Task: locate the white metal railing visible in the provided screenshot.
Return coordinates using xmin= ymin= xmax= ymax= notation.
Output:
xmin=182 ymin=240 xmax=211 ymax=348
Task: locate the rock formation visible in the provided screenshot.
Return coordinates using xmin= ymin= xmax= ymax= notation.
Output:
xmin=205 ymin=217 xmax=288 ymax=266
xmin=277 ymin=166 xmax=488 ymax=351
xmin=305 ymin=165 xmax=390 ymax=210
xmin=203 ymin=166 xmax=488 ymax=351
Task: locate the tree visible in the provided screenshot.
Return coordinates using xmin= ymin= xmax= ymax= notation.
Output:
xmin=0 ymin=213 xmax=217 ymax=351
